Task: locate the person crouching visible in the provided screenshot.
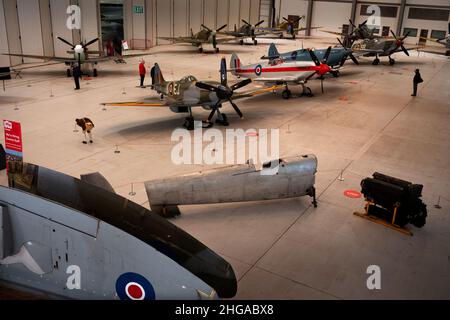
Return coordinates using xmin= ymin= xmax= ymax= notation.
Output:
xmin=76 ymin=118 xmax=95 ymax=144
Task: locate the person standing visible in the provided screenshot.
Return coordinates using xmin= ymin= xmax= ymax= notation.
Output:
xmin=412 ymin=69 xmax=423 ymax=97
xmin=139 ymin=59 xmax=146 ymax=88
xmin=73 ymin=64 xmax=82 ymax=90
xmin=75 ymin=118 xmax=95 ymax=144
xmin=150 ymin=63 xmax=157 ymax=88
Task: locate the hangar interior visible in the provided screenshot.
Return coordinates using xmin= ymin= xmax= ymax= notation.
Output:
xmin=0 ymin=0 xmax=449 ymax=299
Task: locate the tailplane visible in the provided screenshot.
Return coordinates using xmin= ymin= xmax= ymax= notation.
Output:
xmin=230 ymin=53 xmax=241 ymax=76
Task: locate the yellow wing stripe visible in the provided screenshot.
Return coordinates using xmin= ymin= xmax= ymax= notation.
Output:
xmin=102 ymin=102 xmax=166 ymax=107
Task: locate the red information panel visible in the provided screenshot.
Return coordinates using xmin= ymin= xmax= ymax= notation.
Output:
xmin=3 ymin=120 xmax=23 ymax=164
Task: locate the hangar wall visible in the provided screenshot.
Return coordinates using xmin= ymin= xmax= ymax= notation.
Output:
xmin=1 ymin=0 xmax=449 ymax=67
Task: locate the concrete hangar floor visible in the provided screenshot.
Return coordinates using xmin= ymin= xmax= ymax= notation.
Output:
xmin=0 ymin=37 xmax=449 ymax=299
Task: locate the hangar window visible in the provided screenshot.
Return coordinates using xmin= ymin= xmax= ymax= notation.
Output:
xmin=431 ymin=30 xmax=446 ymax=39
xmin=408 ymin=8 xmax=449 ymax=21
xmin=403 ymin=28 xmax=418 ymax=37
xmin=360 ymin=5 xmax=398 ymax=18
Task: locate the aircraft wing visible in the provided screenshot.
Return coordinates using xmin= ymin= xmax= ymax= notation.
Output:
xmin=101 ymin=99 xmax=169 ymax=108
xmin=158 ymin=36 xmax=200 ymax=44
xmin=232 ymin=84 xmax=286 ymax=99
xmin=3 ymin=53 xmax=72 ymax=62
xmin=320 ymin=30 xmax=344 ymax=36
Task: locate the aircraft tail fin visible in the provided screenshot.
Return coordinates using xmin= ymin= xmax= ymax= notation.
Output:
xmin=230 ymin=53 xmax=241 ymax=76
xmin=268 ymin=43 xmax=280 ymax=60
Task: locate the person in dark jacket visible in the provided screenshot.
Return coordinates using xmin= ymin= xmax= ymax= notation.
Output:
xmin=150 ymin=63 xmax=157 ymax=88
xmin=139 ymin=59 xmax=146 ymax=87
xmin=412 ymin=69 xmax=423 ymax=97
xmin=73 ymin=64 xmax=82 ymax=90
xmin=75 ymin=118 xmax=94 ymax=144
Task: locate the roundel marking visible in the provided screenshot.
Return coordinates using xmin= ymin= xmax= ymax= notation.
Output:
xmin=254 ymin=64 xmax=262 ymax=76
xmin=291 ymin=51 xmax=297 ymax=60
xmin=116 ymin=272 xmax=155 ymax=300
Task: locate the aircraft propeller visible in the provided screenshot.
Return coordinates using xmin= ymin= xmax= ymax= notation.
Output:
xmin=242 ymin=19 xmax=264 ymax=38
xmin=58 ymin=36 xmax=99 ymax=66
xmin=203 ymin=24 xmax=227 ymax=49
xmin=336 ymin=38 xmax=359 ymax=65
xmin=308 ymin=47 xmax=332 ymax=93
xmin=390 ymin=30 xmax=410 ymax=56
xmin=195 ymin=57 xmax=251 ymax=120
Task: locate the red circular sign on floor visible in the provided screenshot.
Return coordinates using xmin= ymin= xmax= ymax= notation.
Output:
xmin=344 ymin=190 xmax=362 ymax=198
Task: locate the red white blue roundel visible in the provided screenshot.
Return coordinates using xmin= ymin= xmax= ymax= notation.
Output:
xmin=254 ymin=64 xmax=262 ymax=76
xmin=116 ymin=272 xmax=155 ymax=300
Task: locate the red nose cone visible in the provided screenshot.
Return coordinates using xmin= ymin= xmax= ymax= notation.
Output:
xmin=396 ymin=40 xmax=403 ymax=47
xmin=318 ymin=63 xmax=331 ymax=75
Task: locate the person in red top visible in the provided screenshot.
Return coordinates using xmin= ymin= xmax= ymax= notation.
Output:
xmin=139 ymin=59 xmax=146 ymax=88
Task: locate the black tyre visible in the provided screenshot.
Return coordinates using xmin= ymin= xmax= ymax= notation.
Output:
xmin=282 ymin=89 xmax=291 ymax=99
xmin=93 ymin=68 xmax=98 ymax=77
xmin=67 ymin=69 xmax=71 ymax=77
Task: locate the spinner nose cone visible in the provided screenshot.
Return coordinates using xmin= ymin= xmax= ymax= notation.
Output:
xmin=216 ymin=85 xmax=233 ymax=100
xmin=74 ymin=45 xmax=84 ymax=54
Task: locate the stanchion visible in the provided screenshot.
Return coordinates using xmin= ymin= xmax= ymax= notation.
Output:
xmin=434 ymin=195 xmax=442 ymax=209
xmin=50 ymin=88 xmax=54 ymax=97
xmin=129 ymin=183 xmax=136 ymax=196
xmin=73 ymin=123 xmax=79 ymax=132
xmin=114 ymin=144 xmax=121 ymax=154
xmin=122 ymin=88 xmax=126 ymax=95
xmin=338 ymin=170 xmax=344 ymax=181
xmin=14 ymin=103 xmax=19 ymax=110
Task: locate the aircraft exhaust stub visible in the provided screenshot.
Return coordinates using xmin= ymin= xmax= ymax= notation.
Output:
xmin=145 ymin=154 xmax=318 ymax=218
xmin=2 ymin=161 xmax=237 ymax=299
xmin=360 ymin=172 xmax=427 ymax=228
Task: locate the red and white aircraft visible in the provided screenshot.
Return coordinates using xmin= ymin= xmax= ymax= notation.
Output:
xmin=230 ymin=47 xmax=332 ymax=99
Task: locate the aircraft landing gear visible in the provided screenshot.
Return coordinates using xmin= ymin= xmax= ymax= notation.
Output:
xmin=372 ymin=57 xmax=380 ymax=65
xmin=282 ymin=89 xmax=292 ymax=99
xmin=93 ymin=68 xmax=98 ymax=77
xmin=239 ymin=39 xmax=244 ymax=45
xmin=389 ymin=57 xmax=395 ymax=66
xmin=183 ymin=107 xmax=195 ymax=130
xmin=215 ymin=47 xmax=220 ymax=53
xmin=301 ymin=86 xmax=313 ymax=97
xmin=253 ymin=39 xmax=258 ymax=45
xmin=215 ymin=111 xmax=229 ymax=126
xmin=292 ymin=34 xmax=296 ymax=40
xmin=331 ymin=70 xmax=340 ymax=77
xmin=198 ymin=47 xmax=203 ymax=53
xmin=67 ymin=69 xmax=71 ymax=77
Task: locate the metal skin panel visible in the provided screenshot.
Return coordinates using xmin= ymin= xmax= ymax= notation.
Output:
xmin=0 ymin=187 xmax=215 ymax=299
xmin=146 ymin=155 xmax=317 ymax=206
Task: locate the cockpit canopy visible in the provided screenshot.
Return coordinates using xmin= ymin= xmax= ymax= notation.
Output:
xmin=180 ymin=75 xmax=197 ymax=83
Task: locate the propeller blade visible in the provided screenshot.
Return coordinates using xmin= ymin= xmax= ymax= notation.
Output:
xmin=255 ymin=20 xmax=265 ymax=27
xmin=201 ymin=24 xmax=212 ymax=32
xmin=58 ymin=37 xmax=75 ymax=48
xmin=402 ymin=29 xmax=411 ymax=40
xmin=337 ymin=37 xmax=345 ymax=48
xmin=207 ymin=108 xmax=217 ymax=121
xmin=349 ymin=19 xmax=356 ymax=28
xmin=401 ymin=45 xmax=410 ymax=56
xmin=83 ymin=37 xmax=99 ymax=48
xmin=230 ymin=78 xmax=251 ymax=91
xmin=308 ymin=49 xmax=321 ymax=66
xmin=390 ymin=29 xmax=398 ymax=40
xmin=242 ymin=19 xmax=250 ymax=26
xmin=195 ymin=82 xmax=218 ymax=92
xmin=323 ymin=46 xmax=332 ymax=64
xmin=294 ymin=16 xmax=302 ymax=23
xmin=359 ymin=20 xmax=368 ymax=27
xmin=220 ymin=58 xmax=227 ymax=86
xmin=349 ymin=52 xmax=359 ymax=65
xmin=228 ymin=99 xmax=243 ymax=119
xmin=216 ymin=24 xmax=227 ymax=32
xmin=283 ymin=17 xmax=289 ymax=22
xmin=321 ymin=78 xmax=324 ymax=94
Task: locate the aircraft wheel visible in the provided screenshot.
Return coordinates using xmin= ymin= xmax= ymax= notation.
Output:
xmin=93 ymin=68 xmax=98 ymax=77
xmin=184 ymin=116 xmax=195 ymax=130
xmin=198 ymin=47 xmax=203 ymax=53
xmin=240 ymin=39 xmax=244 ymax=45
xmin=282 ymin=89 xmax=292 ymax=99
xmin=303 ymin=87 xmax=313 ymax=97
xmin=253 ymin=39 xmax=258 ymax=45
xmin=331 ymin=71 xmax=340 ymax=77
xmin=215 ymin=47 xmax=220 ymax=53
xmin=216 ymin=114 xmax=229 ymax=126
xmin=372 ymin=58 xmax=380 ymax=65
xmin=389 ymin=58 xmax=395 ymax=66
xmin=292 ymin=34 xmax=296 ymax=40
xmin=67 ymin=69 xmax=71 ymax=77
xmin=279 ymin=34 xmax=283 ymax=39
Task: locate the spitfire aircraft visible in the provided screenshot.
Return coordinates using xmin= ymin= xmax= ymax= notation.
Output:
xmin=230 ymin=47 xmax=333 ymax=99
xmin=3 ymin=37 xmax=149 ymax=77
xmin=258 ymin=16 xmax=318 ymax=39
xmin=420 ymin=26 xmax=450 ymax=52
xmin=158 ymin=24 xmax=236 ymax=53
xmin=260 ymin=39 xmax=359 ymax=77
xmin=352 ymin=30 xmax=420 ymax=65
xmin=321 ymin=19 xmax=384 ymax=46
xmin=221 ymin=19 xmax=267 ymax=45
xmin=102 ymin=59 xmax=279 ymax=129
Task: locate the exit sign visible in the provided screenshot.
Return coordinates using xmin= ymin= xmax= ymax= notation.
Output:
xmin=133 ymin=5 xmax=144 ymax=14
